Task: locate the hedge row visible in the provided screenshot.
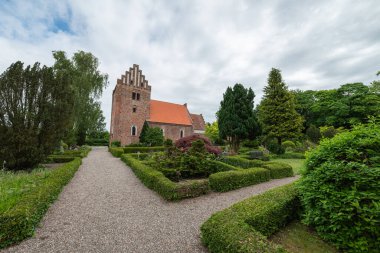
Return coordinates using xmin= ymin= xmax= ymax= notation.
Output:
xmin=201 ymin=183 xmax=300 ymax=253
xmin=262 ymin=162 xmax=294 ymax=179
xmin=109 ymin=147 xmax=124 ymax=157
xmin=270 ymin=152 xmax=305 ymax=159
xmin=0 ymin=158 xmax=82 ymax=249
xmin=44 ymin=155 xmax=76 ymax=163
xmin=221 ymin=156 xmax=264 ymax=168
xmin=221 ymin=156 xmax=293 ymax=179
xmin=120 ymin=154 xmax=209 ymax=200
xmin=123 ymin=146 xmax=165 ymax=153
xmin=209 ymin=168 xmax=270 ymax=192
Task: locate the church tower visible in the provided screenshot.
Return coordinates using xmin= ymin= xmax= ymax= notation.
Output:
xmin=110 ymin=64 xmax=151 ymax=145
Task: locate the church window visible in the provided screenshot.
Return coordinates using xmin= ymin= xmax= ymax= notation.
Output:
xmin=132 ymin=92 xmax=136 ymax=100
xmin=133 ymin=106 xmax=137 ymax=113
xmin=137 ymin=93 xmax=140 ymax=100
xmin=131 ymin=125 xmax=137 ymax=136
xmin=180 ymin=129 xmax=184 ymax=138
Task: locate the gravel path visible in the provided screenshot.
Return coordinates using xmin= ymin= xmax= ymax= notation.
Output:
xmin=3 ymin=147 xmax=299 ymax=253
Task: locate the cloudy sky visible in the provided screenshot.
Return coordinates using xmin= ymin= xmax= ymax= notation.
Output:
xmin=1 ymin=0 xmax=379 ymax=129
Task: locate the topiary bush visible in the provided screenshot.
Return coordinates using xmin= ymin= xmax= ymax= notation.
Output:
xmin=267 ymin=141 xmax=285 ymax=155
xmin=281 ymin=140 xmax=296 ymax=152
xmin=298 ymin=122 xmax=380 ymax=252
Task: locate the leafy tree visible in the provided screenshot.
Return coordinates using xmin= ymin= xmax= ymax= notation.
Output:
xmin=144 ymin=127 xmax=164 ymax=146
xmin=217 ymin=84 xmax=257 ymax=153
xmin=258 ymin=68 xmax=303 ymax=145
xmin=305 ymin=124 xmax=321 ymax=143
xmin=139 ymin=121 xmax=150 ymax=144
xmin=205 ymin=121 xmax=222 ymax=144
xmin=0 ymin=61 xmax=74 ymax=170
xmin=53 ymin=51 xmax=108 ymax=145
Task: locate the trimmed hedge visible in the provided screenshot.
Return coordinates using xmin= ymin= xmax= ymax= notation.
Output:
xmin=270 ymin=152 xmax=305 ymax=159
xmin=44 ymin=155 xmax=75 ymax=163
xmin=221 ymin=156 xmax=264 ymax=168
xmin=262 ymin=162 xmax=294 ymax=179
xmin=109 ymin=147 xmax=124 ymax=157
xmin=201 ymin=183 xmax=300 ymax=253
xmin=0 ymin=158 xmax=82 ymax=249
xmin=209 ymin=168 xmax=270 ymax=192
xmin=123 ymin=146 xmax=165 ymax=153
xmin=120 ymin=154 xmax=209 ymax=200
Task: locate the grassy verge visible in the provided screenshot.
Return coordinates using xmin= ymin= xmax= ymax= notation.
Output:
xmin=270 ymin=159 xmax=305 ymax=175
xmin=269 ymin=221 xmax=339 ymax=253
xmin=0 ymin=158 xmax=82 ymax=249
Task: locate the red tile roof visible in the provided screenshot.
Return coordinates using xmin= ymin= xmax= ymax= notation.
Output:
xmin=149 ymin=100 xmax=192 ymax=126
xmin=190 ymin=114 xmax=206 ymax=130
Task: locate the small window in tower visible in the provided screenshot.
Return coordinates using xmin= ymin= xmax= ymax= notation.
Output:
xmin=132 ymin=92 xmax=136 ymax=100
xmin=180 ymin=129 xmax=184 ymax=138
xmin=131 ymin=125 xmax=137 ymax=136
xmin=133 ymin=107 xmax=137 ymax=113
xmin=137 ymin=93 xmax=140 ymax=100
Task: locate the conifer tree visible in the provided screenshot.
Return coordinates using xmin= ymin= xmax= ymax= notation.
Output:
xmin=139 ymin=121 xmax=149 ymax=143
xmin=258 ymin=68 xmax=303 ymax=145
xmin=217 ymin=83 xmax=257 ymax=153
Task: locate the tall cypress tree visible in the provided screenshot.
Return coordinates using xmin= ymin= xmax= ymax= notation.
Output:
xmin=258 ymin=68 xmax=303 ymax=145
xmin=217 ymin=83 xmax=257 ymax=153
xmin=139 ymin=121 xmax=149 ymax=144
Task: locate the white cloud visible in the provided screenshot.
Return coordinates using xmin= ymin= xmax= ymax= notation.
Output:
xmin=0 ymin=0 xmax=379 ymax=129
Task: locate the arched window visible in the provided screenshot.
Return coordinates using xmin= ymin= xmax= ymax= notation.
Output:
xmin=180 ymin=129 xmax=184 ymax=138
xmin=131 ymin=125 xmax=137 ymax=136
xmin=161 ymin=128 xmax=165 ymax=136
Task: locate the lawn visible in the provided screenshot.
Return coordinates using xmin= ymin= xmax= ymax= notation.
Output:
xmin=270 ymin=158 xmax=305 ymax=175
xmin=269 ymin=221 xmax=339 ymax=253
xmin=0 ymin=168 xmax=49 ymax=213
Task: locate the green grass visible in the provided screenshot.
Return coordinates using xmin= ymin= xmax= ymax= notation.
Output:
xmin=269 ymin=221 xmax=339 ymax=253
xmin=0 ymin=168 xmax=49 ymax=213
xmin=270 ymin=158 xmax=305 ymax=175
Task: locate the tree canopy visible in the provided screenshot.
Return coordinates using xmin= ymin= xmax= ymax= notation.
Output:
xmin=0 ymin=61 xmax=74 ymax=170
xmin=217 ymin=83 xmax=257 ymax=153
xmin=53 ymin=51 xmax=108 ymax=145
xmin=258 ymin=68 xmax=303 ymax=145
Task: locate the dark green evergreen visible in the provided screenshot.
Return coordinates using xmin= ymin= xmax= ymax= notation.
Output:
xmin=0 ymin=61 xmax=74 ymax=170
xmin=217 ymin=83 xmax=257 ymax=153
xmin=258 ymin=68 xmax=303 ymax=145
xmin=139 ymin=121 xmax=150 ymax=144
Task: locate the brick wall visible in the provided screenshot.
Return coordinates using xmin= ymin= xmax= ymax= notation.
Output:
xmin=148 ymin=122 xmax=193 ymax=141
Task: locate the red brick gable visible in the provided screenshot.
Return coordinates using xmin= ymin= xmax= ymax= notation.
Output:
xmin=148 ymin=100 xmax=192 ymax=126
xmin=190 ymin=114 xmax=206 ymax=131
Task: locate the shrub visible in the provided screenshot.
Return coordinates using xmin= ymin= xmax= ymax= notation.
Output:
xmin=0 ymin=158 xmax=82 ymax=249
xmin=281 ymin=140 xmax=296 ymax=152
xmin=44 ymin=155 xmax=75 ymax=163
xmin=209 ymin=168 xmax=270 ymax=192
xmin=120 ymin=154 xmax=209 ymax=200
xmin=306 ymin=124 xmax=321 ymax=143
xmin=261 ymin=162 xmax=293 ymax=179
xmin=175 ymin=134 xmax=221 ymax=155
xmin=111 ymin=140 xmax=121 ymax=147
xmin=85 ymin=138 xmax=108 ymax=146
xmin=201 ymin=183 xmax=300 ymax=253
xmin=268 ymin=141 xmax=285 ymax=155
xmin=242 ymin=139 xmax=260 ymax=148
xmin=123 ymin=146 xmax=165 ymax=153
xmin=109 ymin=147 xmax=124 ymax=157
xmin=220 ymin=156 xmax=264 ymax=168
xmin=298 ymin=123 xmax=380 ymax=252
xmin=270 ymin=152 xmax=305 ymax=159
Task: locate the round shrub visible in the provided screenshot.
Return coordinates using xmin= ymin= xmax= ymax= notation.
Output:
xmin=281 ymin=140 xmax=296 ymax=152
xmin=298 ymin=122 xmax=380 ymax=252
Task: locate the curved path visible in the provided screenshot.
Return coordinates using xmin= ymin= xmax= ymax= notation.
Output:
xmin=3 ymin=147 xmax=298 ymax=253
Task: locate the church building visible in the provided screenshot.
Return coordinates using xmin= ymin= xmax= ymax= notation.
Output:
xmin=110 ymin=64 xmax=206 ymax=146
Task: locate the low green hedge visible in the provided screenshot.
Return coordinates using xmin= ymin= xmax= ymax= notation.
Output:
xmin=208 ymin=160 xmax=238 ymax=173
xmin=109 ymin=147 xmax=124 ymax=157
xmin=0 ymin=158 xmax=82 ymax=249
xmin=120 ymin=154 xmax=209 ymax=200
xmin=123 ymin=146 xmax=165 ymax=153
xmin=209 ymin=168 xmax=270 ymax=192
xmin=262 ymin=162 xmax=294 ymax=179
xmin=201 ymin=183 xmax=300 ymax=253
xmin=221 ymin=156 xmax=264 ymax=168
xmin=270 ymin=152 xmax=305 ymax=159
xmin=44 ymin=155 xmax=76 ymax=163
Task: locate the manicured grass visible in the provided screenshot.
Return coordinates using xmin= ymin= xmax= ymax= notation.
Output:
xmin=269 ymin=221 xmax=339 ymax=253
xmin=271 ymin=158 xmax=305 ymax=175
